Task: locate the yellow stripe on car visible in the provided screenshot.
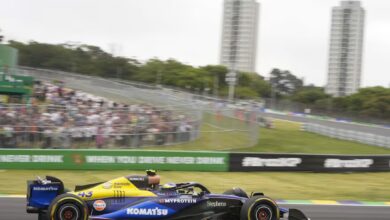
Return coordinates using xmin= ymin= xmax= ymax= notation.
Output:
xmin=70 ymin=177 xmax=156 ymax=200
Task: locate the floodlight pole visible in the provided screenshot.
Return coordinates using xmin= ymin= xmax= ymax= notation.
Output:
xmin=228 ymin=83 xmax=235 ymax=101
xmin=226 ymin=63 xmax=237 ymax=101
xmin=227 ymin=73 xmax=236 ymax=101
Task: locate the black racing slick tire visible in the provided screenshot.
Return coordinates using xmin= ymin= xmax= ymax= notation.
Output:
xmin=223 ymin=187 xmax=249 ymax=198
xmin=240 ymin=196 xmax=280 ymax=220
xmin=38 ymin=212 xmax=48 ymax=220
xmin=47 ymin=194 xmax=88 ymax=220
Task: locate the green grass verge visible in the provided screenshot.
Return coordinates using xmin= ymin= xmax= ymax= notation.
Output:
xmin=147 ymin=113 xmax=254 ymax=151
xmin=2 ymin=170 xmax=390 ymax=201
xmin=151 ymin=118 xmax=390 ymax=154
xmin=237 ymin=120 xmax=390 ymax=154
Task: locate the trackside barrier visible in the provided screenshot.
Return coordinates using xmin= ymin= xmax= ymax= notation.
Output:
xmin=229 ymin=153 xmax=390 ymax=172
xmin=1 ymin=149 xmax=390 ymax=172
xmin=302 ymin=123 xmax=390 ymax=148
xmin=0 ymin=149 xmax=229 ymax=171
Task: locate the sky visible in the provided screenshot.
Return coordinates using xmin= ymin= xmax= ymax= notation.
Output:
xmin=0 ymin=0 xmax=389 ymax=87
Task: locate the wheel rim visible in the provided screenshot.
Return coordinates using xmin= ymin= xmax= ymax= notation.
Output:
xmin=255 ymin=205 xmax=273 ymax=220
xmin=59 ymin=205 xmax=80 ymax=220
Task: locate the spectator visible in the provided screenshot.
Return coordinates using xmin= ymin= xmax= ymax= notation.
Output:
xmin=0 ymin=82 xmax=199 ymax=149
xmin=95 ymin=127 xmax=105 ymax=149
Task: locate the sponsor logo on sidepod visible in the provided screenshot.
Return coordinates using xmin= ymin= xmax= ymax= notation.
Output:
xmin=32 ymin=186 xmax=58 ymax=191
xmin=102 ymin=181 xmax=112 ymax=189
xmin=160 ymin=198 xmax=197 ymax=204
xmin=129 ymin=177 xmax=145 ymax=181
xmin=127 ymin=208 xmax=168 ymax=216
xmin=114 ymin=182 xmax=131 ymax=188
xmin=93 ymin=200 xmax=106 ymax=211
xmin=207 ymin=201 xmax=227 ymax=207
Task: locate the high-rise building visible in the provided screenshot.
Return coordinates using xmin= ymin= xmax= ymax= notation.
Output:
xmin=326 ymin=1 xmax=365 ymax=97
xmin=220 ymin=0 xmax=260 ymax=73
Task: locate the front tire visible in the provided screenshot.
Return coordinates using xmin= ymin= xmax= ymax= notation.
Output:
xmin=240 ymin=196 xmax=279 ymax=220
xmin=38 ymin=212 xmax=48 ymax=220
xmin=47 ymin=194 xmax=88 ymax=220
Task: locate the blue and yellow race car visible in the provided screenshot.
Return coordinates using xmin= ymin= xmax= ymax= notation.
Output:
xmin=26 ymin=170 xmax=309 ymax=220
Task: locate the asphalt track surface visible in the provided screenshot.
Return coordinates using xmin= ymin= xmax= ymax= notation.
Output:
xmin=259 ymin=112 xmax=390 ymax=136
xmin=2 ymin=198 xmax=390 ymax=220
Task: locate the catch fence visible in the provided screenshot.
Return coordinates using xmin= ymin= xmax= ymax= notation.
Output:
xmin=2 ymin=67 xmax=259 ymax=150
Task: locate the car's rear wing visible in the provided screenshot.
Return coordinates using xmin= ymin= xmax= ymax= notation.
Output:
xmin=26 ymin=176 xmax=65 ymax=214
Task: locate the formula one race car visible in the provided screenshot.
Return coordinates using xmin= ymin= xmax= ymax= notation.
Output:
xmin=26 ymin=170 xmax=310 ymax=220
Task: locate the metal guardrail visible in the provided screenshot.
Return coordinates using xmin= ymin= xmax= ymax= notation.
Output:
xmin=263 ymin=97 xmax=390 ymax=126
xmin=302 ymin=123 xmax=390 ymax=148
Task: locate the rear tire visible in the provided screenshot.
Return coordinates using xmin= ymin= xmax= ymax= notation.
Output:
xmin=240 ymin=196 xmax=279 ymax=220
xmin=47 ymin=194 xmax=88 ymax=220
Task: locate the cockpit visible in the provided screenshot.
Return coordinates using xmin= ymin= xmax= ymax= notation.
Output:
xmin=126 ymin=170 xmax=210 ymax=196
xmin=126 ymin=170 xmax=161 ymax=189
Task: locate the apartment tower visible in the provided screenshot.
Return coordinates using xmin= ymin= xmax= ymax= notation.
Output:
xmin=220 ymin=0 xmax=260 ymax=73
xmin=326 ymin=1 xmax=365 ymax=97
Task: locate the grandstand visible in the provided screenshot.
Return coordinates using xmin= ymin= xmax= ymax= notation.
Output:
xmin=0 ymin=66 xmax=258 ymax=150
xmin=0 ymin=81 xmax=199 ymax=149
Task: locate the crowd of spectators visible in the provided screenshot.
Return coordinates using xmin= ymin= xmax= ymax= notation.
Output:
xmin=0 ymin=82 xmax=199 ymax=149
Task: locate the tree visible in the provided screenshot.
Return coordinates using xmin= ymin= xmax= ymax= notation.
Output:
xmin=134 ymin=59 xmax=165 ymax=83
xmin=292 ymin=86 xmax=330 ymax=104
xmin=269 ymin=68 xmax=303 ymax=96
xmin=0 ymin=29 xmax=3 ymax=43
xmin=8 ymin=41 xmax=140 ymax=78
xmin=238 ymin=72 xmax=271 ymax=98
xmin=234 ymin=86 xmax=259 ymax=99
xmin=200 ymin=65 xmax=228 ymax=96
xmin=346 ymin=87 xmax=390 ymax=119
xmin=325 ymin=87 xmax=390 ymax=120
